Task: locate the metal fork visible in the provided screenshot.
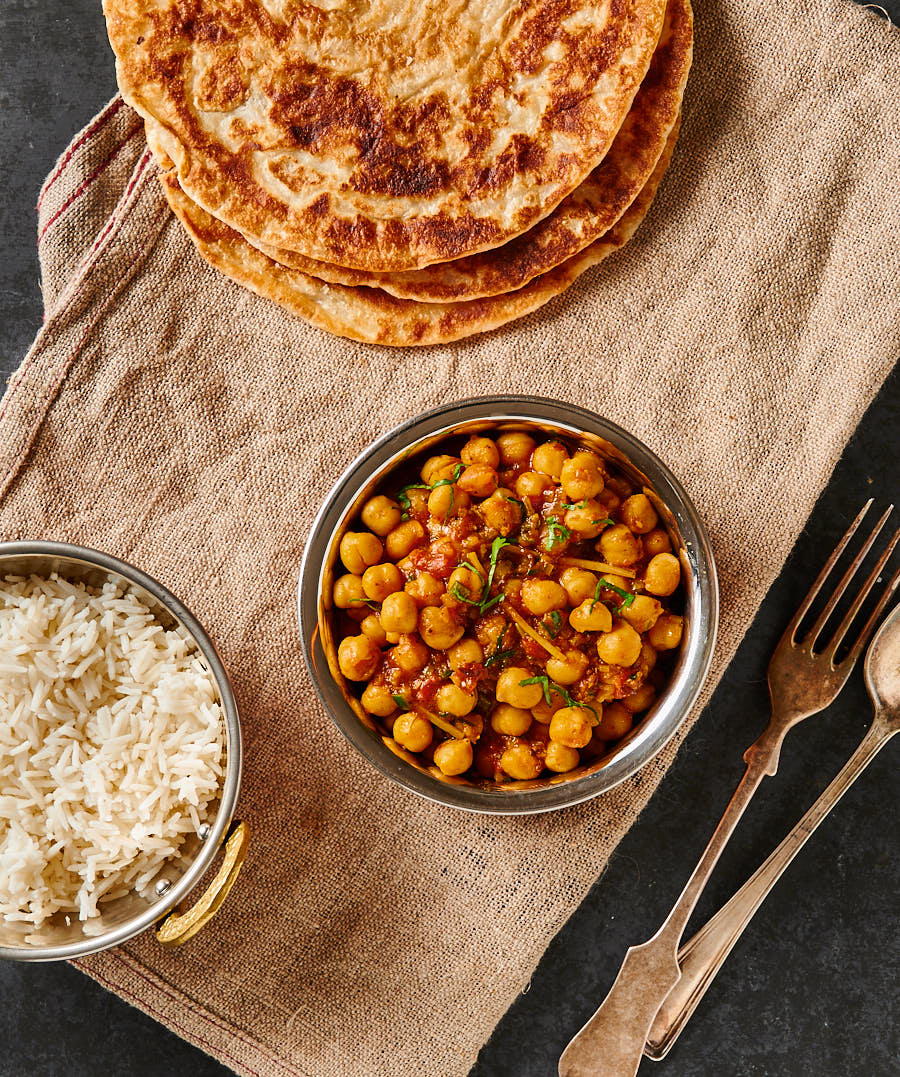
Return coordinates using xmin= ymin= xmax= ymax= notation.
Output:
xmin=558 ymin=500 xmax=900 ymax=1077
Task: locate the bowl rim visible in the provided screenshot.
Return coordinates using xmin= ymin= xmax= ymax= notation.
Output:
xmin=298 ymin=394 xmax=718 ymax=815
xmin=0 ymin=540 xmax=242 ymax=961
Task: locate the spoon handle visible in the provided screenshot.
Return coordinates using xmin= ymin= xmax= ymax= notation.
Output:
xmin=645 ymin=719 xmax=894 ymax=1061
xmin=559 ymin=753 xmax=770 ymax=1077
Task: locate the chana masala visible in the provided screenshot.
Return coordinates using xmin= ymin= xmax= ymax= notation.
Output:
xmin=330 ymin=431 xmax=685 ymax=784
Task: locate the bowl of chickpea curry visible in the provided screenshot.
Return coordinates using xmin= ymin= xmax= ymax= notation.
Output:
xmin=299 ymin=397 xmax=718 ymax=814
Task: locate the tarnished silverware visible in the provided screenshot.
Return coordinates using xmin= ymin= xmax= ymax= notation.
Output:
xmin=558 ymin=501 xmax=899 ymax=1077
xmin=645 ymin=597 xmax=900 ymax=1059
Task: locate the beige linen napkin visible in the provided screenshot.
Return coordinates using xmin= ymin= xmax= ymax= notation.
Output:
xmin=2 ymin=0 xmax=898 ymax=1072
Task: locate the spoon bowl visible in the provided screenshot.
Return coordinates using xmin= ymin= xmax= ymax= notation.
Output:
xmin=864 ymin=601 xmax=900 ymax=717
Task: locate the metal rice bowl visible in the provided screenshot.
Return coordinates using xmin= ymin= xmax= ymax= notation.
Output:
xmin=0 ymin=541 xmax=244 ymax=962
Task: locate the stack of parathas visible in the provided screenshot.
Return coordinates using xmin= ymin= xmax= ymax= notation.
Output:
xmin=102 ymin=0 xmax=692 ymax=347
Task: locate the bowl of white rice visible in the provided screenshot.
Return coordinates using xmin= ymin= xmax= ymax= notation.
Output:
xmin=0 ymin=541 xmax=243 ymax=961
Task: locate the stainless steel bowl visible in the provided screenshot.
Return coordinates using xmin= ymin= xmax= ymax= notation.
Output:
xmin=0 ymin=541 xmax=245 ymax=961
xmin=299 ymin=396 xmax=718 ymax=814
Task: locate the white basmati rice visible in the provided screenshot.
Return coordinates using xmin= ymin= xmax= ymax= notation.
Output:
xmin=0 ymin=573 xmax=225 ymax=931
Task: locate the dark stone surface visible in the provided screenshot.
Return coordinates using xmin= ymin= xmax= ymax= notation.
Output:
xmin=1 ymin=3 xmax=897 ymax=1075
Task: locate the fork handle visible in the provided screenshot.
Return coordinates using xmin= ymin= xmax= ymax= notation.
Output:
xmin=645 ymin=719 xmax=894 ymax=1061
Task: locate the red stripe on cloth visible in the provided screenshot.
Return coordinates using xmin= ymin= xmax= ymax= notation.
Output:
xmin=38 ymin=97 xmax=128 ymax=209
xmin=38 ymin=126 xmax=144 ymax=243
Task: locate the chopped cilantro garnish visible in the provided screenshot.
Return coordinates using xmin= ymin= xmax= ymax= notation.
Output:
xmin=518 ymin=676 xmax=600 ymax=723
xmin=589 ymin=576 xmax=635 ymax=613
xmin=391 ymin=694 xmax=409 ymax=711
xmin=485 ymin=627 xmax=515 ymax=668
xmin=397 ymin=463 xmax=465 ymax=517
xmin=591 ymin=517 xmax=614 ymax=528
xmin=544 ymin=610 xmax=562 ymax=638
xmin=504 ymin=496 xmax=527 ymax=518
xmin=450 ymin=581 xmax=481 ymax=606
xmin=478 ymin=536 xmax=510 ymax=613
xmin=519 ymin=674 xmax=553 ymax=705
xmin=545 ymin=517 xmax=570 ymax=548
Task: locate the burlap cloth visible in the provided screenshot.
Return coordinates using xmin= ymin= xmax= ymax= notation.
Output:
xmin=2 ymin=0 xmax=898 ymax=1071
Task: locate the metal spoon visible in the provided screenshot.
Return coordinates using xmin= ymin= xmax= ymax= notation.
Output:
xmin=645 ymin=601 xmax=900 ymax=1059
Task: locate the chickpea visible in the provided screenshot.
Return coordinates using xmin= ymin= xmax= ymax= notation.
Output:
xmin=337 ymin=635 xmax=381 ymax=681
xmin=549 ymin=706 xmax=594 ymax=748
xmin=496 ymin=667 xmax=544 ymax=709
xmin=361 ymin=495 xmax=402 ymax=537
xmin=405 ymin=572 xmax=444 ymax=607
xmin=362 ymin=563 xmax=403 ymax=602
xmin=596 ymin=621 xmax=643 ymax=666
xmin=621 ymin=682 xmax=656 ymax=714
xmin=532 ymin=440 xmax=569 ymax=480
xmin=496 ymin=431 xmax=536 ymax=466
xmin=379 ymin=591 xmax=418 ymax=634
xmin=421 ymin=454 xmax=460 ymax=485
xmin=404 ymin=487 xmax=430 ymax=517
xmin=491 ymin=703 xmax=533 ymax=736
xmin=333 ymin=573 xmax=366 ymax=609
xmin=515 ymin=471 xmax=553 ymax=499
xmin=564 ymin=499 xmax=606 ymax=538
xmin=598 ymin=523 xmax=641 ymax=567
xmin=560 ymin=567 xmax=598 ymax=606
xmin=340 ymin=531 xmax=383 ymax=575
xmin=435 ymin=683 xmax=477 ymax=717
xmin=392 ymin=634 xmax=430 ymax=673
xmin=648 ymin=613 xmax=684 ymax=651
xmin=560 ymin=451 xmax=604 ymax=501
xmin=434 ymin=738 xmax=474 ymax=776
xmin=393 ymin=712 xmax=433 ymax=753
xmin=597 ymin=487 xmax=622 ymax=514
xmin=619 ymin=594 xmax=663 ymax=633
xmin=644 ymin=527 xmax=672 ymax=557
xmin=429 ymin=483 xmax=470 ymax=521
xmin=499 ymin=741 xmax=542 ymax=780
xmin=385 ymin=520 xmax=426 ymax=560
xmin=460 ymin=436 xmax=500 ymax=468
xmin=520 ymin=578 xmax=567 ymax=615
xmin=544 ymin=741 xmax=581 ymax=773
xmin=596 ymin=701 xmax=633 ymax=740
xmin=640 ymin=640 xmax=658 ymax=672
xmin=360 ymin=612 xmax=387 ymax=646
xmin=361 ymin=682 xmax=397 ymax=717
xmin=457 ymin=463 xmax=498 ymax=498
xmin=645 ymin=552 xmax=681 ymax=597
xmin=478 ymin=492 xmax=521 ymax=535
xmin=418 ymin=606 xmax=465 ymax=650
xmin=546 ymin=648 xmax=589 ymax=685
xmin=474 ymin=613 xmax=506 ymax=651
xmin=531 ymin=695 xmax=565 ymax=724
xmin=569 ymin=598 xmax=612 ymax=634
xmin=448 ymin=637 xmax=484 ymax=670
xmin=447 ymin=564 xmax=483 ymax=601
xmin=621 ymin=493 xmax=659 ymax=534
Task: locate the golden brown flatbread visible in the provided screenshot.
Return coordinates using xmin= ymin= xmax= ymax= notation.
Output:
xmin=160 ymin=117 xmax=679 ymax=347
xmin=104 ymin=0 xmax=667 ymax=272
xmin=238 ymin=0 xmax=692 ymax=303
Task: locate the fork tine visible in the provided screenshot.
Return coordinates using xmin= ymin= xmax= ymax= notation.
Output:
xmin=830 ymin=552 xmax=900 ymax=668
xmin=801 ymin=504 xmax=893 ymax=649
xmin=782 ymin=500 xmax=873 ymax=646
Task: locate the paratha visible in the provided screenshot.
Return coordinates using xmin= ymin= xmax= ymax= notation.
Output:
xmin=237 ymin=0 xmax=692 ymax=302
xmin=104 ymin=0 xmax=667 ymax=272
xmin=159 ymin=116 xmax=679 ymax=347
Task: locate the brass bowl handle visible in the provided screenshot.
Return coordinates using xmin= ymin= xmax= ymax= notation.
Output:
xmin=156 ymin=820 xmax=249 ymax=946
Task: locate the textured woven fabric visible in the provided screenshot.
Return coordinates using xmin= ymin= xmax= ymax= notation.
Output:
xmin=1 ymin=0 xmax=898 ymax=1072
